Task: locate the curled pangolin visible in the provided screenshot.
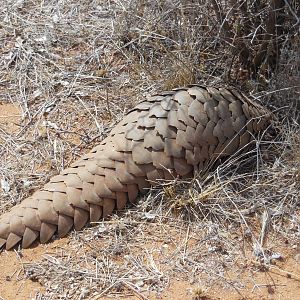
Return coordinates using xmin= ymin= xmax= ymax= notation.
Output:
xmin=0 ymin=85 xmax=272 ymax=250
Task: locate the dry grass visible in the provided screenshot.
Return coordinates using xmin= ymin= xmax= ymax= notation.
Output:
xmin=0 ymin=1 xmax=299 ymax=299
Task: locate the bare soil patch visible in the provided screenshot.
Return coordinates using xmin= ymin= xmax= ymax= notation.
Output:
xmin=0 ymin=103 xmax=21 ymax=133
xmin=0 ymin=226 xmax=300 ymax=299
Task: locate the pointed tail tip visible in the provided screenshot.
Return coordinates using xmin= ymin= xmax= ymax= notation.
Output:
xmin=22 ymin=228 xmax=39 ymax=249
xmin=6 ymin=233 xmax=22 ymax=250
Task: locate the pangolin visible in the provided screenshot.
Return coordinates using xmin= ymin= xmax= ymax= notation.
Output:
xmin=0 ymin=85 xmax=272 ymax=250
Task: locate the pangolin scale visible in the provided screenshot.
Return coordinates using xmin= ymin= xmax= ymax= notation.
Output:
xmin=0 ymin=85 xmax=272 ymax=250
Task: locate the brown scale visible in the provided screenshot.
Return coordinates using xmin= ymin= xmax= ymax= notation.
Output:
xmin=0 ymin=85 xmax=272 ymax=250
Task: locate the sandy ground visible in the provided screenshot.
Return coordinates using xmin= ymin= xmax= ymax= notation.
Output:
xmin=0 ymin=103 xmax=21 ymax=133
xmin=0 ymin=229 xmax=300 ymax=300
